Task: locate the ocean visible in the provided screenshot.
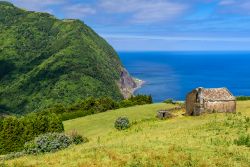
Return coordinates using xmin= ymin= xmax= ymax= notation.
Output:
xmin=119 ymin=51 xmax=250 ymax=102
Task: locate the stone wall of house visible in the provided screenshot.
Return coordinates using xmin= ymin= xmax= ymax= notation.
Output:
xmin=204 ymin=101 xmax=236 ymax=113
xmin=186 ymin=90 xmax=198 ymax=115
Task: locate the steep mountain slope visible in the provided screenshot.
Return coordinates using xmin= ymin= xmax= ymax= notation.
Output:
xmin=0 ymin=1 xmax=137 ymax=114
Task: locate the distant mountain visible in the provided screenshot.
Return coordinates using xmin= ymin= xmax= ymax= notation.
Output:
xmin=0 ymin=1 xmax=137 ymax=114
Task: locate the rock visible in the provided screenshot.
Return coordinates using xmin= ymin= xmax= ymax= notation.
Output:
xmin=118 ymin=68 xmax=144 ymax=98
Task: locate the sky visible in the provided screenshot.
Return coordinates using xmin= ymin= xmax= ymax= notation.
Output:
xmin=7 ymin=0 xmax=250 ymax=51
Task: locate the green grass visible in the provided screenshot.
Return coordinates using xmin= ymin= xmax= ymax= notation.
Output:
xmin=3 ymin=102 xmax=250 ymax=167
xmin=64 ymin=103 xmax=171 ymax=138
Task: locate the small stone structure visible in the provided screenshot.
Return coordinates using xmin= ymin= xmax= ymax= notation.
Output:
xmin=157 ymin=110 xmax=173 ymax=119
xmin=186 ymin=87 xmax=236 ymax=116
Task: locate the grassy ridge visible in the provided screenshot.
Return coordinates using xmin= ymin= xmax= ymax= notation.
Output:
xmin=5 ymin=101 xmax=250 ymax=166
xmin=0 ymin=2 xmax=123 ymax=114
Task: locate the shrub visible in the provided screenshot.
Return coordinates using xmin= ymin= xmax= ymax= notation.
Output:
xmin=114 ymin=117 xmax=130 ymax=130
xmin=127 ymin=95 xmax=152 ymax=105
xmin=119 ymin=95 xmax=152 ymax=108
xmin=24 ymin=133 xmax=73 ymax=154
xmin=118 ymin=99 xmax=134 ymax=108
xmin=68 ymin=130 xmax=89 ymax=145
xmin=234 ymin=134 xmax=250 ymax=147
xmin=0 ymin=112 xmax=64 ymax=154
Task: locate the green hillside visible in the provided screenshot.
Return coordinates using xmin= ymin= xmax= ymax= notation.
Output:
xmin=5 ymin=101 xmax=250 ymax=167
xmin=0 ymin=1 xmax=130 ymax=114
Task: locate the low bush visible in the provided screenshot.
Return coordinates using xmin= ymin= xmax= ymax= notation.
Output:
xmin=24 ymin=133 xmax=73 ymax=154
xmin=114 ymin=117 xmax=130 ymax=130
xmin=68 ymin=130 xmax=89 ymax=145
xmin=234 ymin=134 xmax=250 ymax=147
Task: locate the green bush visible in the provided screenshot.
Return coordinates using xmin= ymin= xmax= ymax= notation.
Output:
xmin=68 ymin=130 xmax=89 ymax=145
xmin=118 ymin=99 xmax=134 ymax=108
xmin=0 ymin=112 xmax=64 ymax=154
xmin=234 ymin=134 xmax=250 ymax=147
xmin=119 ymin=95 xmax=152 ymax=108
xmin=24 ymin=133 xmax=73 ymax=154
xmin=114 ymin=117 xmax=130 ymax=130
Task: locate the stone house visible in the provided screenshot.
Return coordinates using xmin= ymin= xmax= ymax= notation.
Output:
xmin=186 ymin=87 xmax=236 ymax=116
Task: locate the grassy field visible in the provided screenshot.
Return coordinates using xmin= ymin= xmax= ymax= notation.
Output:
xmin=3 ymin=102 xmax=250 ymax=167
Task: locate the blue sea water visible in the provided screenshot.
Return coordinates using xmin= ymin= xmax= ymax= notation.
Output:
xmin=119 ymin=51 xmax=250 ymax=102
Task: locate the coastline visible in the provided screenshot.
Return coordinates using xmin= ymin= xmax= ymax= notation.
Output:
xmin=118 ymin=68 xmax=146 ymax=98
xmin=131 ymin=78 xmax=145 ymax=95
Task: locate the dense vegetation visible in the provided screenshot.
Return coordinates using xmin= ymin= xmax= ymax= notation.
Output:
xmin=0 ymin=1 xmax=125 ymax=114
xmin=236 ymin=96 xmax=250 ymax=101
xmin=0 ymin=112 xmax=64 ymax=154
xmin=46 ymin=95 xmax=153 ymax=121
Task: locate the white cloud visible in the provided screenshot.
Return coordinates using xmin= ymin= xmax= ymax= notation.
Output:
xmin=8 ymin=0 xmax=96 ymax=19
xmin=219 ymin=0 xmax=250 ymax=14
xmin=8 ymin=0 xmax=188 ymax=24
xmin=102 ymin=34 xmax=250 ymax=42
xmin=100 ymin=0 xmax=187 ymax=23
xmin=8 ymin=0 xmax=65 ymax=12
xmin=219 ymin=0 xmax=235 ymax=5
xmin=63 ymin=4 xmax=96 ymax=19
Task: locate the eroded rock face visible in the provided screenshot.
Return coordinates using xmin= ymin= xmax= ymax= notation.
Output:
xmin=118 ymin=68 xmax=143 ymax=98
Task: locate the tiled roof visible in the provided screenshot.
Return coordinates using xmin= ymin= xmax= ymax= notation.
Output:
xmin=199 ymin=88 xmax=235 ymax=101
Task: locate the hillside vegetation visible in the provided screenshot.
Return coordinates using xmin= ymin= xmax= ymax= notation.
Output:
xmin=5 ymin=101 xmax=250 ymax=167
xmin=0 ymin=1 xmax=132 ymax=114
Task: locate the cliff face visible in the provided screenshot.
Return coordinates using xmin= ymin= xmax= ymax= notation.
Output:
xmin=0 ymin=2 xmax=138 ymax=114
xmin=118 ymin=68 xmax=143 ymax=98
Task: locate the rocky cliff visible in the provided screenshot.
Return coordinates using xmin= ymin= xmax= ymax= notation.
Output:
xmin=118 ymin=68 xmax=144 ymax=98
